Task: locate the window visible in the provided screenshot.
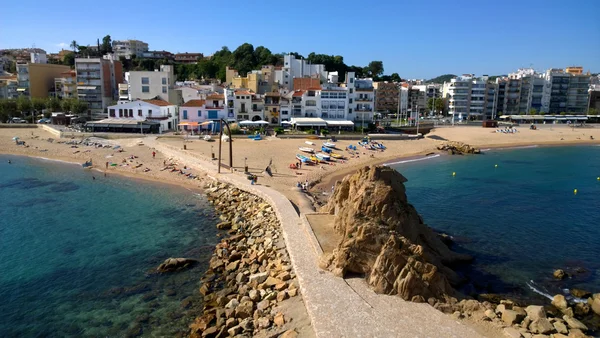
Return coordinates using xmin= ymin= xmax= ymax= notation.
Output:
xmin=349 ymin=89 xmax=353 ymax=93
xmin=141 ymin=77 xmax=149 ymax=85
xmin=129 ymin=109 xmax=133 ymax=117
xmin=142 ymin=86 xmax=149 ymax=93
xmin=109 ymin=109 xmax=115 ymax=117
xmin=148 ymin=109 xmax=152 ymax=116
xmin=162 ymin=86 xmax=167 ymax=93
xmin=349 ymin=98 xmax=353 ymax=103
xmin=118 ymin=109 xmax=123 ymax=117
xmin=350 ymin=78 xmax=354 ymax=84
xmin=138 ymin=109 xmax=142 ymax=116
xmin=162 ymin=77 xmax=167 ymax=85
xmin=198 ymin=110 xmax=201 ymax=117
xmin=348 ymin=108 xmax=352 ymax=114
xmin=183 ymin=110 xmax=188 ymax=119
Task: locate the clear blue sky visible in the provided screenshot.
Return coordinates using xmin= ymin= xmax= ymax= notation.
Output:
xmin=1 ymin=0 xmax=598 ymax=79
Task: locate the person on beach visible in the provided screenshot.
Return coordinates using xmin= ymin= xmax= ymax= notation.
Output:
xmin=152 ymin=151 xmax=156 ymax=158
xmin=105 ymin=161 xmax=109 ymax=169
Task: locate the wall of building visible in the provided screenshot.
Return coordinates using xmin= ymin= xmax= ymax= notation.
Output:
xmin=27 ymin=63 xmax=71 ymax=98
xmin=128 ymin=65 xmax=177 ymax=104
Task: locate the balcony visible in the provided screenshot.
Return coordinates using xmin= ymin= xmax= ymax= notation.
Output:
xmin=355 ymin=98 xmax=372 ymax=102
xmin=252 ymin=107 xmax=262 ymax=112
xmin=355 ymin=87 xmax=374 ymax=92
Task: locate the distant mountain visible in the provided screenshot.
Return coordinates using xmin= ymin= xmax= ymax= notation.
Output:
xmin=427 ymin=74 xmax=456 ymax=84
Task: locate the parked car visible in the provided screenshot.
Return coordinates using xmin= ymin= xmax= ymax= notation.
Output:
xmin=11 ymin=118 xmax=27 ymax=124
xmin=37 ymin=118 xmax=51 ymax=124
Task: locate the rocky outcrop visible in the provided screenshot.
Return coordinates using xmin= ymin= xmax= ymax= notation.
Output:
xmin=156 ymin=257 xmax=198 ymax=273
xmin=320 ymin=165 xmax=472 ymax=301
xmin=437 ymin=141 xmax=481 ymax=155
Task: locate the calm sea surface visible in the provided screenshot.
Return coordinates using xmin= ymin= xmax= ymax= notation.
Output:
xmin=0 ymin=155 xmax=219 ymax=337
xmin=390 ymin=145 xmax=600 ymax=301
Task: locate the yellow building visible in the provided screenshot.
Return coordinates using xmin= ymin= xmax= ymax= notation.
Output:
xmin=17 ymin=63 xmax=71 ymax=98
xmin=225 ymin=66 xmax=238 ymax=86
xmin=566 ymin=67 xmax=583 ymax=75
xmin=232 ymin=70 xmax=278 ymax=94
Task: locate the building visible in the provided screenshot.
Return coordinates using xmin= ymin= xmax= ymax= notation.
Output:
xmin=106 ymin=99 xmax=177 ymax=132
xmin=179 ymin=99 xmax=207 ymax=130
xmin=30 ymin=52 xmax=48 ymax=64
xmin=293 ymin=78 xmax=321 ymax=91
xmin=174 ymin=53 xmax=203 ymax=64
xmin=343 ymin=72 xmax=374 ymax=125
xmin=443 ymin=75 xmax=478 ymax=120
xmin=233 ymin=90 xmax=254 ymax=121
xmin=565 ymin=67 xmax=583 ymax=75
xmin=231 ymin=69 xmax=278 ymax=94
xmin=54 ymin=70 xmax=77 ymax=99
xmin=542 ymin=69 xmax=590 ymax=114
xmin=320 ymin=85 xmax=349 ymax=120
xmin=0 ymin=74 xmax=18 ymax=99
xmin=411 ymin=84 xmax=442 ymax=115
xmin=16 ymin=62 xmax=71 ymax=98
xmin=203 ymin=92 xmax=235 ymax=122
xmin=58 ymin=49 xmax=72 ymax=62
xmin=141 ymin=50 xmax=174 ymax=60
xmin=264 ymin=92 xmax=281 ymax=124
xmin=274 ymin=54 xmax=326 ymax=90
xmin=75 ymin=56 xmax=123 ymax=120
xmin=127 ymin=65 xmax=179 ymax=104
xmin=225 ymin=66 xmax=238 ymax=86
xmin=112 ymin=40 xmax=149 ymax=59
xmin=374 ymin=82 xmax=399 ymax=113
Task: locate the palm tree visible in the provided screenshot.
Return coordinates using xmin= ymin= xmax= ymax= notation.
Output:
xmin=70 ymin=40 xmax=78 ymax=53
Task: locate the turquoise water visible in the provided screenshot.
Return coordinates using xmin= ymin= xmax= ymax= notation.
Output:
xmin=391 ymin=146 xmax=600 ymax=300
xmin=0 ymin=155 xmax=219 ymax=337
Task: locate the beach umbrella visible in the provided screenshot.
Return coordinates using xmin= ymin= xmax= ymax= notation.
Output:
xmin=239 ymin=120 xmax=254 ymax=125
xmin=12 ymin=136 xmax=19 ymax=141
xmin=281 ymin=121 xmax=292 ymax=125
xmin=254 ymin=121 xmax=269 ymax=125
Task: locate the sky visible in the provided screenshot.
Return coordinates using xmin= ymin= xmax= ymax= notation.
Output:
xmin=1 ymin=0 xmax=599 ymax=79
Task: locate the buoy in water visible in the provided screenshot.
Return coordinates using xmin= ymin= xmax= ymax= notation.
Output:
xmin=597 ymin=177 xmax=600 ymax=181
xmin=574 ymin=189 xmax=578 ymax=194
xmin=452 ymin=172 xmax=456 ymax=176
xmin=495 ymin=164 xmax=498 ymax=168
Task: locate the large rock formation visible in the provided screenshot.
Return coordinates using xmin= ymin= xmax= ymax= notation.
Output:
xmin=321 ymin=165 xmax=472 ymax=301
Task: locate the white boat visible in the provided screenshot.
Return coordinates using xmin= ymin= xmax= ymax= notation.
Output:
xmin=305 ymin=141 xmax=315 ymax=145
xmin=323 ymin=142 xmax=336 ymax=148
xmin=299 ymin=147 xmax=315 ymax=153
xmin=316 ymin=152 xmax=330 ymax=161
xmin=203 ymin=135 xmax=212 ymax=141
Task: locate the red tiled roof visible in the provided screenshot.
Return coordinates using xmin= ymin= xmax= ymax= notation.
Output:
xmin=234 ymin=90 xmax=253 ymax=95
xmin=292 ymin=90 xmax=305 ymax=97
xmin=182 ymin=99 xmax=206 ymax=107
xmin=142 ymin=99 xmax=172 ymax=107
xmin=206 ymin=93 xmax=224 ymax=100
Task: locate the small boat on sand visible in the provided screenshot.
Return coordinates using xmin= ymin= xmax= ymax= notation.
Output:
xmin=330 ymin=152 xmax=344 ymax=159
xmin=299 ymin=147 xmax=315 ymax=153
xmin=296 ymin=154 xmax=311 ymax=163
xmin=305 ymin=141 xmax=315 ymax=145
xmin=203 ymin=135 xmax=212 ymax=141
xmin=316 ymin=152 xmax=330 ymax=161
xmin=310 ymin=155 xmax=319 ymax=163
xmin=323 ymin=142 xmax=336 ymax=148
xmin=321 ymin=146 xmax=332 ymax=153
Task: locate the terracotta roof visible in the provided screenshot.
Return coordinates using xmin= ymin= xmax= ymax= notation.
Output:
xmin=142 ymin=99 xmax=172 ymax=107
xmin=234 ymin=90 xmax=253 ymax=95
xmin=182 ymin=99 xmax=206 ymax=107
xmin=206 ymin=93 xmax=224 ymax=100
xmin=292 ymin=90 xmax=305 ymax=97
xmin=307 ymin=87 xmax=322 ymax=91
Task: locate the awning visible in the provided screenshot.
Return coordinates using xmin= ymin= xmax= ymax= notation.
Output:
xmin=324 ymin=120 xmax=354 ymax=127
xmin=17 ymin=88 xmax=27 ymax=92
xmin=291 ymin=117 xmax=327 ymax=127
xmin=200 ymin=121 xmax=213 ymax=126
xmin=178 ymin=122 xmax=199 ymax=126
xmin=78 ymin=86 xmax=97 ymax=90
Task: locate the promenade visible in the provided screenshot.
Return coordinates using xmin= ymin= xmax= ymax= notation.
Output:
xmin=149 ymin=138 xmax=489 ymax=338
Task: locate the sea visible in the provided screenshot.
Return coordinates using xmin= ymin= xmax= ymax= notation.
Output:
xmin=389 ymin=145 xmax=600 ymax=303
xmin=0 ymin=155 xmax=219 ymax=337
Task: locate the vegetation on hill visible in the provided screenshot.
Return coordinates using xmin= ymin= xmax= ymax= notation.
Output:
xmin=427 ymin=74 xmax=456 ymax=84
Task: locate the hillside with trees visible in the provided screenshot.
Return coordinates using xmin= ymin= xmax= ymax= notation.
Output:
xmin=427 ymin=74 xmax=456 ymax=84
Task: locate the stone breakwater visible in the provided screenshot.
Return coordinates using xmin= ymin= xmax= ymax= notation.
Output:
xmin=189 ymin=181 xmax=302 ymax=338
xmin=437 ymin=141 xmax=481 ymax=155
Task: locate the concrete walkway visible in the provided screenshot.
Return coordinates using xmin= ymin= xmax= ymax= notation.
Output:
xmin=149 ymin=139 xmax=488 ymax=338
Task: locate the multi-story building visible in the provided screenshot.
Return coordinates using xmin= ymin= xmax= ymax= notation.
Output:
xmin=264 ymin=92 xmax=281 ymax=124
xmin=141 ymin=51 xmax=174 ymax=60
xmin=542 ymin=68 xmax=590 ymax=114
xmin=399 ymin=85 xmax=409 ymax=116
xmin=0 ymin=74 xmax=18 ymax=99
xmin=112 ymin=40 xmax=149 ymax=59
xmin=274 ymin=54 xmax=326 ymax=90
xmin=374 ymin=82 xmax=399 ymax=113
xmin=442 ymin=75 xmax=475 ymax=119
xmin=107 ymin=99 xmax=177 ymax=132
xmin=250 ymin=96 xmax=265 ymax=121
xmin=75 ymin=56 xmax=123 ymax=120
xmin=127 ymin=65 xmax=179 ymax=104
xmin=16 ymin=62 xmax=71 ymax=98
xmin=174 ymin=53 xmax=203 ymax=64
xmin=411 ymin=84 xmax=442 ymax=115
xmin=233 ymin=90 xmax=253 ymax=121
xmin=565 ymin=67 xmax=583 ymax=75
xmin=343 ymin=72 xmax=374 ymax=125
xmin=54 ymin=70 xmax=77 ymax=99
xmin=320 ymin=85 xmax=349 ymax=120
xmin=232 ymin=70 xmax=277 ymax=94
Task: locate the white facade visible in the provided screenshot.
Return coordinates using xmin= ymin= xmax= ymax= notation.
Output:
xmin=274 ymin=54 xmax=327 ymax=90
xmin=106 ymin=100 xmax=177 ymax=133
xmin=400 ymin=86 xmax=408 ymax=114
xmin=233 ymin=90 xmax=253 ymax=121
xmin=345 ymin=72 xmax=375 ymax=123
xmin=112 ymin=40 xmax=149 ymax=59
xmin=127 ymin=65 xmax=178 ymax=104
xmin=30 ymin=52 xmax=47 ymax=64
xmin=320 ymin=87 xmax=349 ymax=120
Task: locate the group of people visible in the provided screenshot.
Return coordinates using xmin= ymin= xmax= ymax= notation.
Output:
xmin=296 ymin=179 xmax=309 ymax=191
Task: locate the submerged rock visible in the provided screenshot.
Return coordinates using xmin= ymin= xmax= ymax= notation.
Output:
xmin=320 ymin=166 xmax=472 ymax=301
xmin=553 ymin=269 xmax=567 ymax=280
xmin=156 ymin=257 xmax=198 ymax=273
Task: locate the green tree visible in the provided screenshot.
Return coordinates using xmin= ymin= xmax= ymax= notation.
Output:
xmin=70 ymin=40 xmax=78 ymax=53
xmin=0 ymin=99 xmax=18 ymax=122
xmin=101 ymin=35 xmax=112 ymax=54
xmin=16 ymin=96 xmax=31 ymax=117
xmin=47 ymin=97 xmax=61 ymax=112
xmin=61 ymin=98 xmax=73 ymax=112
xmin=63 ymin=52 xmax=75 ymax=67
xmin=529 ymin=108 xmax=538 ymax=115
xmin=32 ymin=97 xmax=46 ymax=116
xmin=367 ymin=61 xmax=384 ymax=78
xmin=426 ymin=97 xmax=446 ymax=114
xmin=588 ymin=108 xmax=598 ymax=115
xmin=71 ymin=100 xmax=89 ymax=116
xmin=390 ymin=73 xmax=401 ymax=82
xmin=231 ymin=43 xmax=256 ymax=76
xmin=254 ymin=46 xmax=277 ymax=66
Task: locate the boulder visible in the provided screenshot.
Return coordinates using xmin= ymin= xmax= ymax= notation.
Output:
xmin=156 ymin=257 xmax=197 ymax=273
xmin=234 ymin=300 xmax=254 ymax=319
xmin=589 ymin=293 xmax=600 ymax=316
xmin=281 ymin=329 xmax=298 ymax=338
xmin=553 ymin=321 xmax=568 ymax=334
xmin=502 ymin=309 xmax=525 ymax=325
xmin=274 ymin=313 xmax=285 ymax=327
xmin=256 ymin=316 xmax=271 ymax=329
xmin=570 ymin=289 xmax=591 ymax=299
xmin=552 ymin=295 xmax=568 ymax=311
xmin=526 ymin=306 xmax=547 ymax=321
xmin=553 ymin=269 xmax=566 ymax=280
xmin=320 ymin=166 xmax=472 ymax=301
xmin=485 ymin=309 xmax=497 ymax=320
xmin=562 ymin=316 xmax=587 ymax=331
xmin=503 ymin=327 xmax=522 ymax=338
xmin=529 ymin=318 xmax=554 ymax=334
xmin=573 ymin=303 xmax=590 ymax=317
xmin=249 ymin=272 xmax=268 ymax=284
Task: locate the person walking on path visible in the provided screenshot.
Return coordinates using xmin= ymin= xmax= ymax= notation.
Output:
xmin=152 ymin=151 xmax=156 ymax=159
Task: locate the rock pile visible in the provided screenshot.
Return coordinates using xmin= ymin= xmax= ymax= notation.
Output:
xmin=320 ymin=165 xmax=472 ymax=302
xmin=189 ymin=182 xmax=301 ymax=338
xmin=437 ymin=141 xmax=481 ymax=155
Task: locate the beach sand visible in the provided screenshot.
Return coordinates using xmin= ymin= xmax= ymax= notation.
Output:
xmin=2 ymin=124 xmax=600 ymax=337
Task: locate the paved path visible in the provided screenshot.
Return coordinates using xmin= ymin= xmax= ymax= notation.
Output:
xmin=149 ymin=139 xmax=488 ymax=338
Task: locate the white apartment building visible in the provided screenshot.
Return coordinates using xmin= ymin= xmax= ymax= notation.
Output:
xmin=127 ymin=65 xmax=179 ymax=104
xmin=400 ymin=86 xmax=409 ymax=115
xmin=75 ymin=55 xmax=123 ymax=120
xmin=112 ymin=40 xmax=149 ymax=59
xmin=274 ymin=54 xmax=327 ymax=90
xmin=106 ymin=99 xmax=178 ymax=132
xmin=344 ymin=72 xmax=375 ymax=125
xmin=233 ymin=90 xmax=254 ymax=121
xmin=320 ymin=85 xmax=349 ymax=120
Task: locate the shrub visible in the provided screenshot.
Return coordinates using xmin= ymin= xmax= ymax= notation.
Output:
xmin=274 ymin=127 xmax=284 ymax=134
xmin=306 ymin=128 xmax=315 ymax=135
xmin=321 ymin=129 xmax=329 ymax=135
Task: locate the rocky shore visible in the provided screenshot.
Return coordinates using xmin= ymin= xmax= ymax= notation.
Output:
xmin=188 ymin=182 xmax=304 ymax=338
xmin=437 ymin=141 xmax=481 ymax=155
xmin=318 ymin=165 xmax=599 ymax=338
